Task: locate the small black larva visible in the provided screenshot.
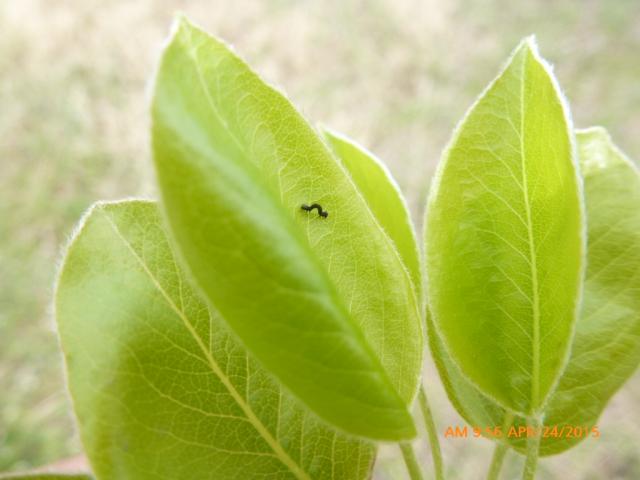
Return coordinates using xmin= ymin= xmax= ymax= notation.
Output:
xmin=301 ymin=203 xmax=328 ymax=218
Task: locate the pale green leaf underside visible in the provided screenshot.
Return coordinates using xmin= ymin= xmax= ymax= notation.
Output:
xmin=56 ymin=200 xmax=375 ymax=479
xmin=429 ymin=127 xmax=640 ymax=456
xmin=321 ymin=128 xmax=422 ymax=302
xmin=425 ymin=38 xmax=584 ymax=414
xmin=151 ymin=17 xmax=421 ymax=439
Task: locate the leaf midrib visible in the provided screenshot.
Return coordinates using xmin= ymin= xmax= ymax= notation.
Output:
xmin=518 ymin=51 xmax=541 ymax=411
xmin=101 ymin=208 xmax=312 ymax=480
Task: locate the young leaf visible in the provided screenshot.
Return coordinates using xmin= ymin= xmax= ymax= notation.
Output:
xmin=321 ymin=127 xmax=422 ymax=301
xmin=322 ymin=128 xmax=447 ymax=474
xmin=429 ymin=127 xmax=640 ymax=456
xmin=425 ymin=37 xmax=585 ymax=415
xmin=151 ymin=16 xmax=422 ymax=439
xmin=56 ymin=200 xmax=375 ymax=480
xmin=538 ymin=127 xmax=640 ymax=454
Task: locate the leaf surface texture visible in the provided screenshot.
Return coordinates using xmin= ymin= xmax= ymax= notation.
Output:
xmin=56 ymin=200 xmax=375 ymax=479
xmin=425 ymin=38 xmax=584 ymax=414
xmin=151 ymin=17 xmax=422 ymax=439
xmin=429 ymin=127 xmax=640 ymax=455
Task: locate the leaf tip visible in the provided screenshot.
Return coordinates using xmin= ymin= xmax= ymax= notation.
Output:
xmin=577 ymin=126 xmax=638 ymax=176
xmin=575 ymin=125 xmax=610 ymax=142
xmin=513 ymin=35 xmax=545 ymax=67
xmin=523 ymin=34 xmax=538 ymax=49
xmin=166 ymin=13 xmax=212 ymax=50
xmin=167 ymin=12 xmax=189 ymax=43
xmin=173 ymin=11 xmax=198 ymax=32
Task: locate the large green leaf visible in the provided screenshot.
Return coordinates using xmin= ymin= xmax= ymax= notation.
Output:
xmin=56 ymin=200 xmax=375 ymax=479
xmin=151 ymin=16 xmax=422 ymax=439
xmin=425 ymin=37 xmax=585 ymax=415
xmin=429 ymin=127 xmax=640 ymax=455
xmin=321 ymin=128 xmax=421 ymax=301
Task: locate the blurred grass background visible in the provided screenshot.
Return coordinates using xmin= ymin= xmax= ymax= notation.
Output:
xmin=1 ymin=0 xmax=639 ymax=478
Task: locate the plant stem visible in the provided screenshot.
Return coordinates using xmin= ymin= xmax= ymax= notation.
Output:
xmin=418 ymin=387 xmax=444 ymax=480
xmin=486 ymin=443 xmax=508 ymax=480
xmin=487 ymin=411 xmax=514 ymax=480
xmin=400 ymin=442 xmax=424 ymax=480
xmin=522 ymin=416 xmax=541 ymax=480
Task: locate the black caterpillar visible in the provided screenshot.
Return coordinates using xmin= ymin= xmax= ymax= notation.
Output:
xmin=301 ymin=203 xmax=328 ymax=218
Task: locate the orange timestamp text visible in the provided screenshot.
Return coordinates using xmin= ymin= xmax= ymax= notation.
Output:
xmin=443 ymin=425 xmax=600 ymax=439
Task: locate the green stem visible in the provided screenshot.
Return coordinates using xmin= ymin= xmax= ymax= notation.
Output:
xmin=522 ymin=416 xmax=541 ymax=480
xmin=487 ymin=411 xmax=514 ymax=480
xmin=418 ymin=387 xmax=445 ymax=480
xmin=400 ymin=442 xmax=424 ymax=480
xmin=486 ymin=443 xmax=508 ymax=480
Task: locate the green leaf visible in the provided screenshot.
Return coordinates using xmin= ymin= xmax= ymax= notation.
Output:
xmin=539 ymin=127 xmax=640 ymax=454
xmin=425 ymin=37 xmax=585 ymax=414
xmin=321 ymin=128 xmax=422 ymax=301
xmin=0 ymin=475 xmax=91 ymax=480
xmin=429 ymin=127 xmax=640 ymax=456
xmin=151 ymin=16 xmax=422 ymax=439
xmin=56 ymin=200 xmax=375 ymax=479
xmin=427 ymin=314 xmax=503 ymax=433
